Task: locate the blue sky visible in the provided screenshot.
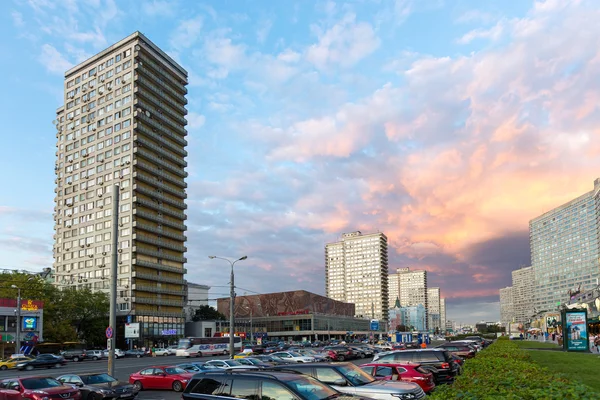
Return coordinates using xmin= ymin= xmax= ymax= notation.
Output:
xmin=2 ymin=0 xmax=600 ymax=324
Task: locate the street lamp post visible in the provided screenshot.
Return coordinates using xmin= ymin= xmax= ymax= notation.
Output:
xmin=11 ymin=285 xmax=21 ymax=354
xmin=208 ymin=255 xmax=247 ymax=358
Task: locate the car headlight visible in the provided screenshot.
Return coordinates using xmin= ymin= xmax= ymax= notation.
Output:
xmin=181 ymin=379 xmax=188 ymax=383
xmin=392 ymin=394 xmax=416 ymax=399
xmin=17 ymin=363 xmax=27 ymax=367
xmin=99 ymin=389 xmax=114 ymax=395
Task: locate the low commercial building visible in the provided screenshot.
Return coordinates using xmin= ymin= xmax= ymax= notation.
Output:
xmin=0 ymin=298 xmax=44 ymax=357
xmin=215 ymin=290 xmax=373 ymax=341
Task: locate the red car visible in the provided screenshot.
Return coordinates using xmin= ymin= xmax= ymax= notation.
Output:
xmin=391 ymin=343 xmax=407 ymax=350
xmin=0 ymin=376 xmax=82 ymax=400
xmin=129 ymin=365 xmax=194 ymax=392
xmin=360 ymin=363 xmax=436 ymax=393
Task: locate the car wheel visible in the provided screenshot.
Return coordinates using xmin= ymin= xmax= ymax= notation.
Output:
xmin=172 ymin=381 xmax=183 ymax=392
xmin=0 ymin=366 xmax=6 ymax=370
xmin=136 ymin=354 xmax=141 ymax=358
xmin=163 ymin=352 xmax=168 ymax=356
xmin=359 ymin=353 xmax=365 ymax=359
xmin=25 ymin=365 xmax=34 ymax=371
xmin=93 ymin=356 xmax=98 ymax=361
xmin=337 ymin=355 xmax=345 ymax=361
xmin=88 ymin=392 xmax=102 ymax=400
xmin=197 ymin=352 xmax=203 ymax=358
xmin=133 ymin=381 xmax=143 ymax=391
xmin=73 ymin=356 xmax=80 ymax=362
xmin=54 ymin=363 xmax=62 ymax=368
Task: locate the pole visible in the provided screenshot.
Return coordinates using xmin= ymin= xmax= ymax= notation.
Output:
xmin=229 ymin=262 xmax=235 ymax=359
xmin=15 ymin=288 xmax=21 ymax=354
xmin=250 ymin=308 xmax=253 ymax=343
xmin=108 ymin=184 xmax=120 ymax=376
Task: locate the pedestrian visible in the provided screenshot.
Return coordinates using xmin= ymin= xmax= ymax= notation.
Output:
xmin=152 ymin=346 xmax=156 ymax=357
xmin=420 ymin=342 xmax=427 ymax=349
xmin=594 ymin=335 xmax=600 ymax=353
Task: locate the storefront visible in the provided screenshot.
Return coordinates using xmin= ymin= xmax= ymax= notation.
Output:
xmin=0 ymin=298 xmax=44 ymax=358
xmin=116 ymin=314 xmax=184 ymax=349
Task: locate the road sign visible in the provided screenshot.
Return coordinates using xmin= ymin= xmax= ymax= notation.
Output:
xmin=106 ymin=326 xmax=113 ymax=339
xmin=370 ymin=320 xmax=380 ymax=331
xmin=125 ymin=323 xmax=140 ymax=338
xmin=127 ymin=315 xmax=132 ymax=324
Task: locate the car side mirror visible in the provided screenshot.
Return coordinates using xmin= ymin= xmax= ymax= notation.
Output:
xmin=332 ymin=379 xmax=347 ymax=386
xmin=76 ymin=382 xmax=84 ymax=387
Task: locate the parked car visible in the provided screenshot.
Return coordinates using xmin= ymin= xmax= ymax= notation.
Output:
xmin=61 ymin=349 xmax=87 ymax=362
xmin=435 ymin=343 xmax=476 ymax=359
xmin=103 ymin=349 xmax=125 ymax=359
xmin=167 ymin=345 xmax=179 ymax=355
xmin=181 ymin=369 xmax=376 ymax=400
xmin=177 ymin=362 xmax=219 ymax=373
xmin=0 ymin=377 xmax=81 ymax=400
xmin=296 ymin=349 xmax=330 ymax=361
xmin=176 ymin=345 xmax=204 ymax=358
xmin=153 ymin=348 xmax=170 ymax=356
xmin=235 ymin=358 xmax=273 ymax=369
xmin=124 ymin=349 xmax=145 ymax=358
xmin=372 ymin=349 xmax=458 ymax=385
xmin=204 ymin=359 xmax=259 ymax=370
xmin=464 ymin=336 xmax=489 ymax=348
xmin=270 ymin=351 xmax=315 ymax=363
xmin=0 ymin=356 xmax=33 ymax=370
xmin=253 ymin=354 xmax=294 ymax=365
xmin=129 ymin=365 xmax=194 ymax=392
xmin=0 ymin=388 xmax=19 ymax=400
xmin=360 ymin=363 xmax=436 ymax=394
xmin=233 ymin=351 xmax=258 ymax=359
xmin=270 ymin=362 xmax=426 ymax=399
xmin=15 ymin=354 xmax=66 ymax=371
xmin=326 ymin=346 xmax=358 ymax=361
xmin=58 ymin=373 xmax=137 ymax=400
xmin=86 ymin=350 xmax=105 ymax=361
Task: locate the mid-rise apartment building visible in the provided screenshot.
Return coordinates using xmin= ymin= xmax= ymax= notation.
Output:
xmin=530 ymin=178 xmax=600 ymax=312
xmin=512 ymin=267 xmax=534 ymax=324
xmin=427 ymin=287 xmax=441 ymax=332
xmin=388 ymin=268 xmax=428 ymax=329
xmin=499 ymin=286 xmax=514 ymax=327
xmin=325 ymin=231 xmax=389 ymax=321
xmin=52 ymin=32 xmax=188 ymax=347
xmin=439 ymin=297 xmax=446 ymax=332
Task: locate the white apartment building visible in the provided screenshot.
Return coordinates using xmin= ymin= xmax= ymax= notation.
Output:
xmin=512 ymin=267 xmax=534 ymax=324
xmin=440 ymin=298 xmax=446 ymax=332
xmin=530 ymin=178 xmax=600 ymax=312
xmin=389 ymin=268 xmax=428 ymax=329
xmin=325 ymin=231 xmax=389 ymax=321
xmin=499 ymin=286 xmax=514 ymax=327
xmin=427 ymin=287 xmax=441 ymax=332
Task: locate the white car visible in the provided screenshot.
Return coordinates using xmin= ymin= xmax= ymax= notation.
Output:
xmin=205 ymin=359 xmax=259 ymax=370
xmin=176 ymin=345 xmax=202 ymax=357
xmin=271 ymin=351 xmax=315 ymax=363
xmin=153 ymin=348 xmax=170 ymax=356
xmin=102 ymin=349 xmax=125 ymax=359
xmin=167 ymin=345 xmax=178 ymax=355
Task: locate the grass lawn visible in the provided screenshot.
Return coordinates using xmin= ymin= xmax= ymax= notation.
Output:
xmin=513 ymin=341 xmax=561 ymax=349
xmin=525 ymin=349 xmax=600 ymax=392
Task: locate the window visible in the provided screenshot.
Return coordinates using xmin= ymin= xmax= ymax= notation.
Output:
xmin=229 ymin=379 xmax=259 ymax=399
xmin=260 ymin=381 xmax=296 ymax=400
xmin=190 ymin=378 xmax=227 ymax=395
xmin=314 ymin=368 xmax=345 ymax=384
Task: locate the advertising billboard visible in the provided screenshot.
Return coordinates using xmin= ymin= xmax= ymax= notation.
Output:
xmin=125 ymin=323 xmax=140 ymax=339
xmin=23 ymin=317 xmax=37 ymax=330
xmin=564 ymin=310 xmax=588 ymax=351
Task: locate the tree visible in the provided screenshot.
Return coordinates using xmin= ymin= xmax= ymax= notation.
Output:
xmin=192 ymin=305 xmax=226 ymax=321
xmin=396 ymin=324 xmax=408 ymax=332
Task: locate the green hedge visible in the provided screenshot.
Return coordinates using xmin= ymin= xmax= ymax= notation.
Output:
xmin=430 ymin=337 xmax=598 ymax=399
xmin=444 ymin=333 xmax=496 ymax=340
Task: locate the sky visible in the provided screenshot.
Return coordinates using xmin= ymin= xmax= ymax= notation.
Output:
xmin=1 ymin=0 xmax=600 ymax=325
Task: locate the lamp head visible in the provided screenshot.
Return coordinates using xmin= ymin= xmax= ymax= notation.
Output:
xmin=10 ymin=285 xmax=18 ymax=289
xmin=239 ymin=256 xmax=248 ymax=261
xmin=208 ymin=256 xmax=216 ymax=259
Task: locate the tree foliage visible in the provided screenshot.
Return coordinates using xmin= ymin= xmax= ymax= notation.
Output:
xmin=192 ymin=305 xmax=226 ymax=321
xmin=0 ymin=271 xmax=109 ymax=345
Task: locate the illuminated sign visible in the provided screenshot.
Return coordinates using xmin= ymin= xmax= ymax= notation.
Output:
xmin=161 ymin=329 xmax=177 ymax=335
xmin=23 ymin=317 xmax=37 ymax=330
xmin=21 ymin=300 xmax=39 ymax=311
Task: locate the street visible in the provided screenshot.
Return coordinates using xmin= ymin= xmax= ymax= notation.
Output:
xmin=0 ymin=354 xmax=376 ymax=400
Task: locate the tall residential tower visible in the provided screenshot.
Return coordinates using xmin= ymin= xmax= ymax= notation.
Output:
xmin=389 ymin=267 xmax=428 ymax=329
xmin=52 ymin=32 xmax=188 ymax=346
xmin=325 ymin=231 xmax=389 ymax=321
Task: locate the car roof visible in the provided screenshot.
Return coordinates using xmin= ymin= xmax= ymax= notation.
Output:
xmin=190 ymin=370 xmax=303 ymax=381
xmin=361 ymin=363 xmax=419 ymax=367
xmin=3 ymin=376 xmax=58 ymax=382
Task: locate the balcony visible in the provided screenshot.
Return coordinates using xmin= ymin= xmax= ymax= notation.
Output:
xmin=134 ymin=131 xmax=187 ymax=167
xmin=134 ymin=209 xmax=187 ymax=230
xmin=135 ymin=116 xmax=187 ymax=148
xmin=135 ymin=61 xmax=187 ymax=105
xmin=134 ymin=196 xmax=187 ymax=219
xmin=136 ymin=52 xmax=188 ymax=96
xmin=134 ymin=160 xmax=187 ymax=189
xmin=133 ymin=234 xmax=187 ymax=252
xmin=134 ymin=297 xmax=185 ymax=307
xmin=133 ymin=185 xmax=187 ymax=210
xmin=133 ymin=271 xmax=185 ymax=284
xmin=133 ymin=309 xmax=184 ymax=318
xmin=135 ymin=284 xmax=185 ymax=296
xmin=134 ymin=108 xmax=187 ymax=144
xmin=134 ymin=247 xmax=187 ymax=263
xmin=135 ymin=119 xmax=187 ymax=158
xmin=135 ymin=148 xmax=187 ymax=178
xmin=134 ymin=80 xmax=187 ymax=120
xmin=133 ymin=258 xmax=187 ymax=274
xmin=134 ymin=171 xmax=187 ymax=199
xmin=134 ymin=100 xmax=187 ymax=138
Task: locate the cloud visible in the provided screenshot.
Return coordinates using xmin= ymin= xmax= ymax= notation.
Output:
xmin=187 ymin=112 xmax=206 ymax=129
xmin=305 ymin=13 xmax=380 ymax=70
xmin=457 ymin=20 xmax=506 ymax=44
xmin=170 ymin=16 xmax=203 ymax=50
xmin=256 ymin=19 xmax=272 ymax=44
xmin=142 ymin=0 xmax=177 ymax=16
xmin=38 ymin=44 xmax=72 ymax=74
xmin=11 ymin=11 xmax=25 ymax=27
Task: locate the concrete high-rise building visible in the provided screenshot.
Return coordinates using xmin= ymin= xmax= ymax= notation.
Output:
xmin=439 ymin=297 xmax=446 ymax=333
xmin=530 ymin=179 xmax=600 ymax=312
xmin=325 ymin=231 xmax=389 ymax=321
xmin=512 ymin=267 xmax=534 ymax=324
xmin=499 ymin=286 xmax=514 ymax=327
xmin=52 ymin=32 xmax=189 ymax=346
xmin=427 ymin=287 xmax=441 ymax=332
xmin=388 ymin=268 xmax=428 ymax=329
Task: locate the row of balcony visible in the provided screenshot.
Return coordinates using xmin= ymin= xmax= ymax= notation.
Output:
xmin=134 ymin=129 xmax=187 ymax=167
xmin=135 ymin=118 xmax=187 ymax=154
xmin=134 ymin=99 xmax=186 ymax=138
xmin=134 ymin=209 xmax=187 ymax=230
xmin=134 ymin=51 xmax=188 ymax=104
xmin=135 ymin=147 xmax=187 ymax=178
xmin=134 ymin=107 xmax=187 ymax=144
xmin=134 ymin=222 xmax=186 ymax=242
xmin=133 ymin=185 xmax=187 ymax=210
xmin=134 ymin=197 xmax=186 ymax=219
xmin=134 ymin=171 xmax=187 ymax=199
xmin=133 ymin=310 xmax=184 ymax=318
xmin=133 ymin=258 xmax=187 ymax=274
xmin=133 ymin=233 xmax=187 ymax=252
xmin=135 ymin=284 xmax=185 ymax=296
xmin=134 ymin=246 xmax=187 ymax=263
xmin=134 ymin=76 xmax=187 ymax=120
xmin=136 ymin=52 xmax=188 ymax=96
xmin=133 ymin=271 xmax=185 ymax=284
xmin=134 ymin=159 xmax=186 ymax=189
xmin=134 ymin=297 xmax=186 ymax=307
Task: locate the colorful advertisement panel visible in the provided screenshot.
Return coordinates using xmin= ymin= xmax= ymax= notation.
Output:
xmin=23 ymin=317 xmax=37 ymax=330
xmin=565 ymin=311 xmax=588 ymax=351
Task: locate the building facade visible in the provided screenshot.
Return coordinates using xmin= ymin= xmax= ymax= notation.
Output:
xmin=184 ymin=283 xmax=210 ymax=321
xmin=0 ymin=298 xmax=44 ymax=358
xmin=512 ymin=267 xmax=534 ymax=324
xmin=499 ymin=286 xmax=514 ymax=327
xmin=400 ymin=304 xmax=427 ymax=332
xmin=427 ymin=287 xmax=441 ymax=332
xmin=439 ymin=298 xmax=446 ymax=332
xmin=51 ymin=32 xmax=189 ymax=348
xmin=389 ymin=268 xmax=428 ymax=329
xmin=325 ymin=231 xmax=389 ymax=321
xmin=530 ymin=178 xmax=600 ymax=313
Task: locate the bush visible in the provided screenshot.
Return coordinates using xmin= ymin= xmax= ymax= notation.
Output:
xmin=430 ymin=339 xmax=598 ymax=399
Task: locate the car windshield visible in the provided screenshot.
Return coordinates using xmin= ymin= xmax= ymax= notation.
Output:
xmin=81 ymin=374 xmax=116 ymax=384
xmin=285 ymin=375 xmax=338 ymax=400
xmin=22 ymin=378 xmax=63 ymax=389
xmin=165 ymin=368 xmax=187 ymax=375
xmin=338 ymin=364 xmax=376 ymax=386
xmin=224 ymin=360 xmax=242 ymax=366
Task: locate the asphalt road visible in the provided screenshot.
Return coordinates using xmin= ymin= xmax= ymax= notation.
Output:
xmin=0 ymin=354 xmax=376 ymax=400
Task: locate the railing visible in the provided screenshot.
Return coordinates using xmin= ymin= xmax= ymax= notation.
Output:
xmin=134 ymin=233 xmax=187 ymax=252
xmin=134 ymin=171 xmax=187 ymax=198
xmin=133 ymin=271 xmax=185 ymax=284
xmin=135 ymin=76 xmax=188 ymax=123
xmin=134 ymin=54 xmax=188 ymax=102
xmin=134 ymin=131 xmax=187 ymax=166
xmin=134 ymin=160 xmax=187 ymax=189
xmin=135 ymin=284 xmax=186 ymax=296
xmin=134 ymin=197 xmax=187 ymax=219
xmin=133 ymin=258 xmax=187 ymax=274
xmin=135 ymin=147 xmax=187 ymax=178
xmin=135 ymin=119 xmax=187 ymax=155
xmin=134 ymin=246 xmax=187 ymax=263
xmin=134 ymin=310 xmax=184 ymax=318
xmin=134 ymin=209 xmax=187 ymax=230
xmin=134 ymin=108 xmax=187 ymax=144
xmin=134 ymin=185 xmax=187 ymax=209
xmin=134 ymin=297 xmax=186 ymax=307
xmin=136 ymin=52 xmax=188 ymax=96
xmin=134 ymin=99 xmax=187 ymax=137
